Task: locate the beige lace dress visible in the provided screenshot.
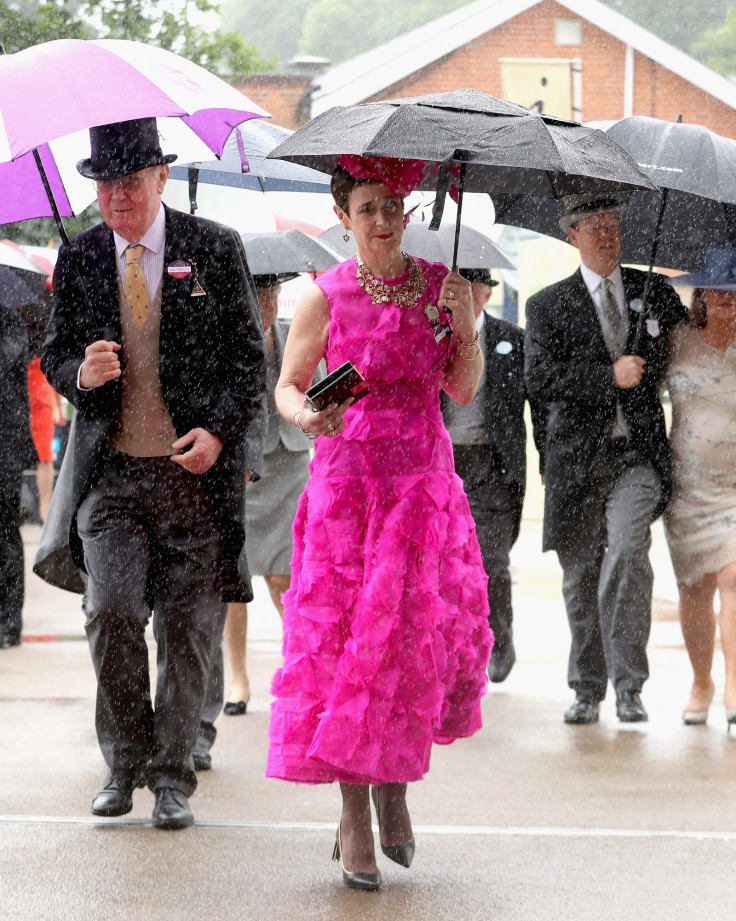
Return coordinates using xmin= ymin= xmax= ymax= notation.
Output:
xmin=665 ymin=321 xmax=736 ymax=584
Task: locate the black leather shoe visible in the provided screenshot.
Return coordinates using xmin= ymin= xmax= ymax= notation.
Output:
xmin=370 ymin=785 xmax=415 ymax=868
xmin=91 ymin=769 xmax=146 ymax=817
xmin=0 ymin=631 xmax=21 ymax=649
xmin=152 ymin=788 xmax=194 ymax=830
xmin=564 ymin=696 xmax=600 ymax=725
xmin=223 ymin=700 xmax=248 ymax=716
xmin=332 ymin=825 xmax=381 ymax=891
xmin=192 ymin=750 xmax=212 ymax=771
xmin=487 ymin=642 xmax=516 ymax=683
xmin=616 ymin=691 xmax=648 ymax=723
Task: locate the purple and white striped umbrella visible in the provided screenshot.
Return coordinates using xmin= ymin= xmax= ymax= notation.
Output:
xmin=0 ymin=38 xmax=269 ymax=225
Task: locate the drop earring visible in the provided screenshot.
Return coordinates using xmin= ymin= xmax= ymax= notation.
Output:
xmin=343 ymin=229 xmax=350 ymax=243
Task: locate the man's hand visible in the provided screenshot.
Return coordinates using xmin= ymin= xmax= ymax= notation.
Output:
xmin=79 ymin=340 xmax=121 ymax=389
xmin=613 ymin=355 xmax=645 ymax=389
xmin=170 ymin=428 xmax=223 ymax=475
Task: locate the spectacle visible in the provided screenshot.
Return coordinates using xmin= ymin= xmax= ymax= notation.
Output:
xmin=95 ymin=174 xmax=149 ymax=194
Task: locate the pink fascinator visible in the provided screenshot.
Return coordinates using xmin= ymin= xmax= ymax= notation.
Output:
xmin=338 ymin=155 xmax=425 ymax=199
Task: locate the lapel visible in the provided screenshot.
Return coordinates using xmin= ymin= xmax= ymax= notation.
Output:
xmin=82 ymin=225 xmax=121 ymax=340
xmin=481 ymin=315 xmax=509 ymax=392
xmin=568 ymin=269 xmax=610 ymax=358
xmin=272 ymin=319 xmax=289 ymax=363
xmin=161 ymin=207 xmax=196 ymax=325
xmin=621 ymin=268 xmax=650 ymax=354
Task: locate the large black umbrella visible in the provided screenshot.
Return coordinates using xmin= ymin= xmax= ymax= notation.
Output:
xmin=170 ymin=121 xmax=332 ymax=214
xmin=267 ymin=90 xmax=656 ymax=268
xmin=319 ymin=220 xmax=516 ymax=270
xmin=493 ymin=116 xmax=736 ymax=272
xmin=241 ymin=230 xmax=340 ymax=276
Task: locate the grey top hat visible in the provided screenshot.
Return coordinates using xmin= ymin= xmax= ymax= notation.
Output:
xmin=667 ymin=247 xmax=736 ymax=291
xmin=77 ymin=117 xmax=177 ymax=181
xmin=459 ymin=268 xmax=498 ymax=287
xmin=559 ymin=192 xmax=626 ymax=231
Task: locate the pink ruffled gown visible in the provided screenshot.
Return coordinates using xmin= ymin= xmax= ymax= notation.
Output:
xmin=266 ymin=256 xmax=493 ymax=785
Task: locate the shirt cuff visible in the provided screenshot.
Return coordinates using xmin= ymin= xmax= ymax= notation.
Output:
xmin=76 ymin=361 xmax=92 ymax=391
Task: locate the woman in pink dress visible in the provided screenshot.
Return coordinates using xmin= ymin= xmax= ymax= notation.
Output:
xmin=268 ymin=156 xmax=492 ymax=890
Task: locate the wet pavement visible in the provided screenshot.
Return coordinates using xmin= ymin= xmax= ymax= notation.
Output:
xmin=1 ymin=519 xmax=734 ymax=920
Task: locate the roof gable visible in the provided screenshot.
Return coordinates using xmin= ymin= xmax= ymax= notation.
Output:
xmin=312 ymin=0 xmax=736 ymax=116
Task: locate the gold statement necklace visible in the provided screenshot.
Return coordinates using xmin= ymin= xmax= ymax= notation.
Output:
xmin=355 ymin=252 xmax=427 ymax=309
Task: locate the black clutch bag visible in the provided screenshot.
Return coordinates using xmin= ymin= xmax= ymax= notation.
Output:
xmin=304 ymin=361 xmax=370 ymax=411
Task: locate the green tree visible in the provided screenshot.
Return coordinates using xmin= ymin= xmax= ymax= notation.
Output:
xmin=599 ymin=0 xmax=728 ymax=59
xmin=0 ymin=1 xmax=91 ymax=51
xmin=691 ymin=6 xmax=736 ymax=75
xmin=0 ymin=0 xmax=274 ymax=246
xmin=83 ymin=0 xmax=273 ymax=75
xmin=299 ymin=0 xmax=471 ymax=63
xmin=221 ymin=0 xmax=316 ymax=66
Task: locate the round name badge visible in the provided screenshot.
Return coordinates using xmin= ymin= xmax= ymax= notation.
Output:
xmin=496 ymin=340 xmax=513 ymax=355
xmin=167 ymin=260 xmax=192 ymax=279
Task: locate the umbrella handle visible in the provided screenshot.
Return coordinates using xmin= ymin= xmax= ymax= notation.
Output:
xmin=633 ymin=185 xmax=670 ymax=354
xmin=188 ymin=167 xmax=199 ymax=215
xmin=451 ymin=164 xmax=466 ymax=271
xmin=32 ymin=147 xmax=99 ymax=330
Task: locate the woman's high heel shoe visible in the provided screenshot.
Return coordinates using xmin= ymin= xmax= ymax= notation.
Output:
xmin=332 ymin=825 xmax=381 ymax=891
xmin=726 ymin=710 xmax=736 ymax=734
xmin=682 ymin=683 xmax=714 ymax=725
xmin=370 ymin=785 xmax=416 ymax=869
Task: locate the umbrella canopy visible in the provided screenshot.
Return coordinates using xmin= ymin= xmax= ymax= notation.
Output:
xmin=267 ymin=90 xmax=656 ymax=267
xmin=319 ymin=220 xmax=515 ymax=270
xmin=240 ymin=230 xmax=340 ymax=275
xmin=493 ymin=116 xmax=736 ymax=271
xmin=0 ymin=39 xmax=268 ymax=162
xmin=0 ymin=38 xmax=269 ymax=227
xmin=170 ymin=121 xmax=332 ymax=198
xmin=267 ymin=90 xmax=655 ymax=197
xmin=0 ymin=240 xmax=49 ymax=309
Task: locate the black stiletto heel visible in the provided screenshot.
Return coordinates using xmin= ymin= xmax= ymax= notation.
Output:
xmin=333 ymin=824 xmax=381 ymax=891
xmin=370 ymin=785 xmax=416 ymax=869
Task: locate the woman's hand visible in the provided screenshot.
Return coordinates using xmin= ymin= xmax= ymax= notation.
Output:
xmin=295 ymin=398 xmax=353 ymax=438
xmin=439 ymin=271 xmax=475 ymax=341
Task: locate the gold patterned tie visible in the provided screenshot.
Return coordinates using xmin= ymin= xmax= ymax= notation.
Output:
xmin=124 ymin=244 xmax=150 ymax=329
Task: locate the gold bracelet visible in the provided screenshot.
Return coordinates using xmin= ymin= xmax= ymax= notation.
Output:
xmin=455 ymin=330 xmax=481 ymax=360
xmin=456 ymin=330 xmax=480 ymax=350
xmin=293 ymin=409 xmax=317 ymax=440
xmin=457 ymin=343 xmax=481 ymax=360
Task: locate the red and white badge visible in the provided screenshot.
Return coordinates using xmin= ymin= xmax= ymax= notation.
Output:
xmin=167 ymin=260 xmax=192 ymax=279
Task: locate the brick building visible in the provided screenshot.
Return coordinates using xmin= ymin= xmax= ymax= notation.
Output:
xmin=310 ymin=0 xmax=736 ymax=138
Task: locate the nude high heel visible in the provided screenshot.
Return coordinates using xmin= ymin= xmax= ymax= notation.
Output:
xmin=682 ymin=683 xmax=714 ymax=726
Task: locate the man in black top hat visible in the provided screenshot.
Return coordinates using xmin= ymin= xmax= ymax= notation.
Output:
xmin=41 ymin=117 xmax=264 ymax=828
xmin=441 ymin=268 xmax=539 ymax=682
xmin=524 ymin=193 xmax=685 ymax=725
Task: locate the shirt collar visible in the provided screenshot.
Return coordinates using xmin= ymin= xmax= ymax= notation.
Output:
xmin=580 ymin=261 xmax=623 ymax=295
xmin=113 ymin=204 xmax=165 ymax=258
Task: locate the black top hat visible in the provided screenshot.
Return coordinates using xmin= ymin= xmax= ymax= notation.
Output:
xmin=253 ymin=273 xmax=300 ymax=289
xmin=77 ymin=117 xmax=177 ymax=181
xmin=459 ymin=268 xmax=498 ymax=287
